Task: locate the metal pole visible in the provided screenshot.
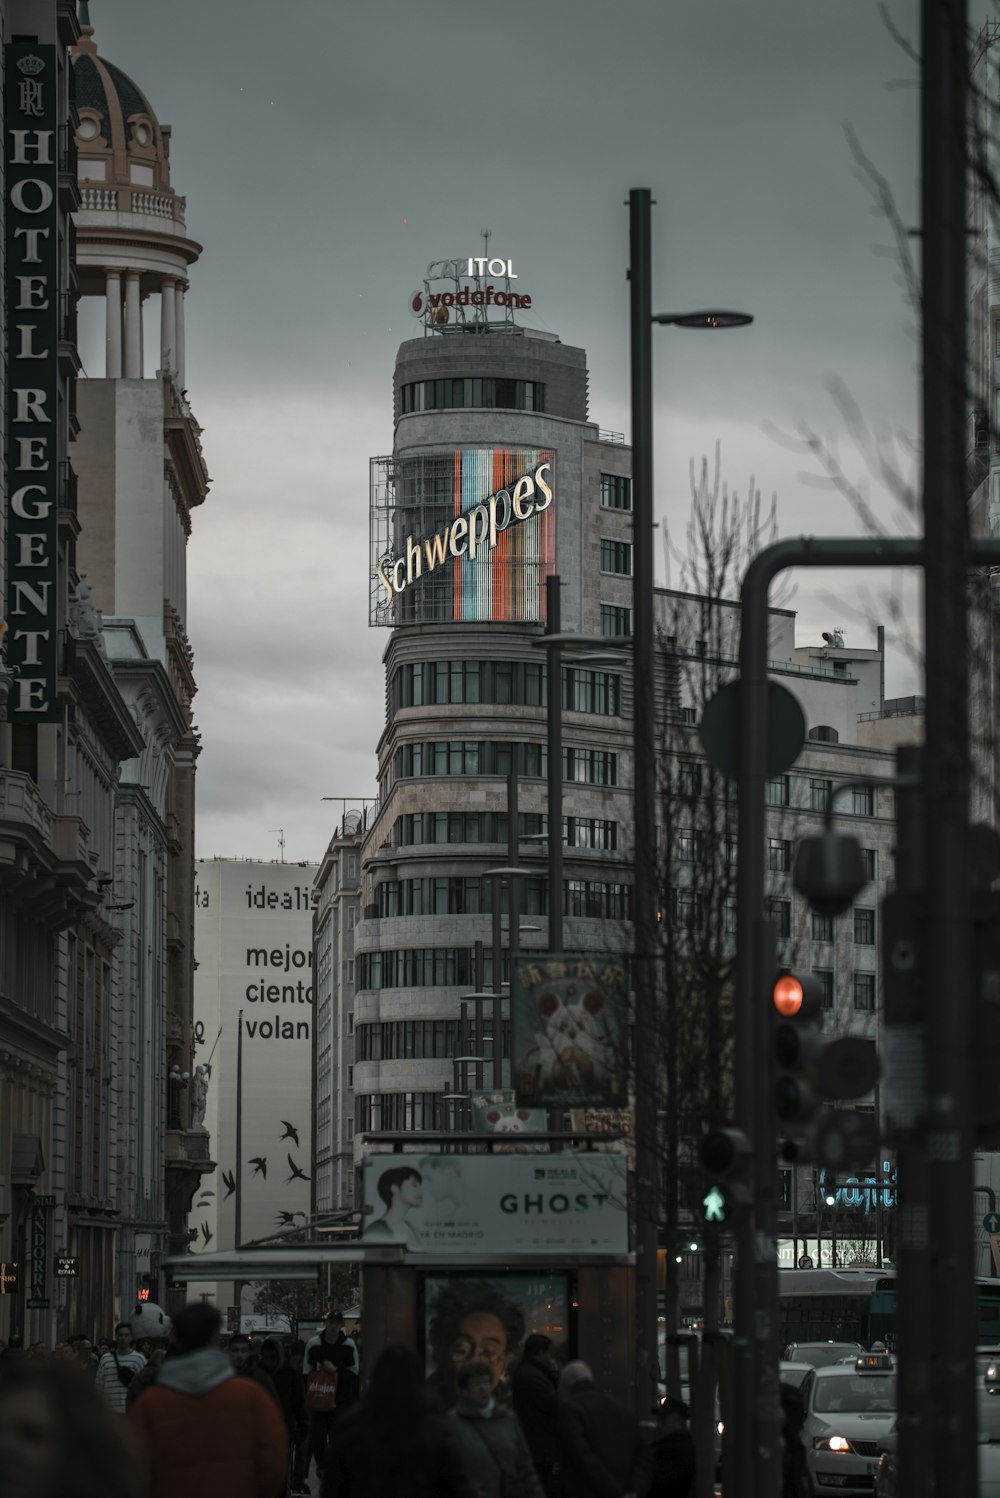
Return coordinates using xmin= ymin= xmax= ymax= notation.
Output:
xmin=629 ymin=186 xmax=660 ymax=1422
xmin=921 ymin=1 xmax=977 ymax=1488
xmin=235 ymin=1009 xmax=244 ymax=1249
xmin=505 ymin=771 xmax=519 ymax=1090
xmin=546 ymin=574 xmax=563 ymax=953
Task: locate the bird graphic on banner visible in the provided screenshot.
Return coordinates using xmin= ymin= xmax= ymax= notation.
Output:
xmin=222 ymin=1169 xmax=236 ymax=1198
xmin=200 ymin=1222 xmax=213 ymax=1247
xmin=286 ymin=1154 xmax=310 ymax=1183
xmin=279 ymin=1121 xmax=300 ymax=1147
xmin=250 ymin=1157 xmax=267 ymax=1178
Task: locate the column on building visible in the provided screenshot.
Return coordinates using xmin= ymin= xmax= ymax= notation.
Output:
xmin=105 ymin=268 xmax=122 ymax=378
xmin=124 ymin=270 xmax=142 ymax=378
xmin=175 ymin=284 xmax=186 ymax=389
xmin=160 ymin=277 xmax=176 ymax=373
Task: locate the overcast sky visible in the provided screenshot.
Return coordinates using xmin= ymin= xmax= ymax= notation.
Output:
xmin=90 ymin=0 xmax=924 ymax=863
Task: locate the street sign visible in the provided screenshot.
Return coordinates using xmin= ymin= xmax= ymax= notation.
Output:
xmin=798 ymin=1254 xmax=814 ymax=1269
xmin=0 ymin=1263 xmax=17 ymax=1294
xmin=30 ymin=1202 xmax=47 ymax=1306
xmin=33 ymin=1195 xmax=55 ymax=1207
xmin=983 ymin=1212 xmax=1000 ymax=1234
xmin=699 ymin=679 xmax=807 ymax=779
xmin=54 ymin=1256 xmax=78 ymax=1278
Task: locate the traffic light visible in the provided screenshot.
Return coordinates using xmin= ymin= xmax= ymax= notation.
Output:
xmin=772 ymin=971 xmax=825 ymax=1147
xmin=772 ymin=968 xmax=880 ymax=1167
xmin=699 ymin=1126 xmax=751 ymax=1227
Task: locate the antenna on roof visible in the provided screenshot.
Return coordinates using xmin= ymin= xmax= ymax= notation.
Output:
xmin=268 ymin=828 xmax=286 ymax=863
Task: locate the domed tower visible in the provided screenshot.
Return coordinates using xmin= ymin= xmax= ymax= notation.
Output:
xmin=68 ymin=6 xmax=213 ymax=1288
xmin=71 ymin=3 xmax=201 ymax=382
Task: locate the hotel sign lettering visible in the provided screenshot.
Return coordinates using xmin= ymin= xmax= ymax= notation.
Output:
xmin=5 ymin=44 xmax=60 ymax=721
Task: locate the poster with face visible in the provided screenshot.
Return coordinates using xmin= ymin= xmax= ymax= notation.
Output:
xmin=423 ymin=1273 xmax=570 ymax=1403
xmin=512 ymin=952 xmax=629 ymax=1107
xmin=469 ymin=1090 xmax=548 ymax=1151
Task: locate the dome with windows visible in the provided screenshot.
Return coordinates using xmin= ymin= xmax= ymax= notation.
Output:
xmin=71 ymin=4 xmax=180 ymax=215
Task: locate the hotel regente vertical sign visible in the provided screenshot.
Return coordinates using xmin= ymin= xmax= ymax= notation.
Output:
xmin=5 ymin=44 xmax=60 ymax=720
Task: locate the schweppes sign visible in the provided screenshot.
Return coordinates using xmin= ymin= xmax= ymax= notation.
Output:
xmin=378 ymin=458 xmax=552 ymax=603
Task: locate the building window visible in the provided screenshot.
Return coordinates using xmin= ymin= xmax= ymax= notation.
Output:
xmin=853 ymin=972 xmax=876 ymax=1011
xmin=346 ymin=1170 xmax=354 ymax=1195
xmin=600 ymin=538 xmax=633 ymax=575
xmin=767 ymin=837 xmax=791 ymax=872
xmin=766 ymin=775 xmax=790 ymax=807
xmin=809 ymin=777 xmax=832 ymax=812
xmin=347 ymin=1012 xmax=354 ymax=1035
xmin=347 ymin=1066 xmax=354 ymax=1086
xmin=347 ymin=958 xmax=355 ymax=984
xmin=347 ymin=906 xmax=356 ymax=929
xmin=852 ymin=786 xmax=875 ymax=817
xmin=600 ymin=473 xmax=632 ymax=511
xmin=854 ymin=907 xmax=876 ymax=945
xmin=816 ymin=968 xmax=834 ymax=1009
xmin=724 ymin=898 xmax=737 ymax=935
xmin=861 ymin=848 xmax=876 ymax=882
xmin=677 ymin=830 xmax=703 ymax=862
xmin=768 ymin=899 xmax=791 ymax=938
xmin=399 ymin=378 xmax=544 ymax=414
xmin=600 ymin=604 xmax=631 ymax=638
xmin=678 ymin=761 xmax=702 ymax=797
xmin=812 ymin=911 xmax=834 ymax=943
xmin=681 ymin=706 xmax=697 ymax=725
xmin=346 ymin=1119 xmax=355 ymax=1140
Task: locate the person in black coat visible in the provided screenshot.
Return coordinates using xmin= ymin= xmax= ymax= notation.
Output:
xmin=647 ymin=1399 xmax=694 ymax=1498
xmin=259 ymin=1338 xmax=310 ymax=1494
xmin=511 ymin=1335 xmax=562 ymax=1498
xmin=321 ymin=1345 xmax=478 ymax=1498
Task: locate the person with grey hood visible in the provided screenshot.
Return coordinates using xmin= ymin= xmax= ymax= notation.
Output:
xmin=128 ymin=1301 xmax=287 ymax=1498
xmin=452 ymin=1360 xmax=545 ymax=1498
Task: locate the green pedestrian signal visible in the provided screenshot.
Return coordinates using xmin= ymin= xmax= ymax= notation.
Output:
xmin=699 ymin=1127 xmax=751 ymax=1228
xmin=703 ymin=1186 xmax=727 ymax=1223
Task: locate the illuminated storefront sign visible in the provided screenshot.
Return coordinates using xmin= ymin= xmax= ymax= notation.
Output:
xmin=5 ymin=44 xmax=60 ymax=721
xmin=370 ymin=448 xmax=556 ymax=627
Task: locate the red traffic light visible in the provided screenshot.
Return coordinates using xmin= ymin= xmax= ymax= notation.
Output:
xmin=773 ymin=974 xmax=804 ymax=1017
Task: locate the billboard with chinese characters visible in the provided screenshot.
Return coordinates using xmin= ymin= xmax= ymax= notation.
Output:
xmin=361 ymin=1152 xmax=627 ymax=1255
xmin=512 ymin=952 xmax=629 ymax=1108
xmin=370 ymin=448 xmax=555 ymax=627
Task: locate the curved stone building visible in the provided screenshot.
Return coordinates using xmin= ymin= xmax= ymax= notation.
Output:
xmin=351 ymin=306 xmax=635 ymax=1157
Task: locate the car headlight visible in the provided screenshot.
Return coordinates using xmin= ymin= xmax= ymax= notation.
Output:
xmin=813 ymin=1434 xmax=851 ymax=1453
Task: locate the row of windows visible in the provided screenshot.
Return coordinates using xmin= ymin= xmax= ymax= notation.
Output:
xmin=799 ymin=969 xmax=877 ymax=1013
xmin=358 ymin=948 xmax=478 ymax=991
xmin=766 ymin=775 xmax=879 ymax=815
xmin=392 ymin=660 xmax=621 ymax=716
xmin=356 ymin=1092 xmax=445 ymax=1133
xmin=601 ymin=474 xmax=632 ymax=511
xmin=393 ymin=741 xmax=619 ymax=786
xmin=394 ymin=812 xmax=618 ymax=852
xmin=374 ymin=877 xmax=633 ymax=921
xmin=675 ymin=894 xmax=875 ymax=947
xmin=355 ymin=1019 xmax=511 ymax=1062
xmin=399 ymin=378 xmax=545 ymax=414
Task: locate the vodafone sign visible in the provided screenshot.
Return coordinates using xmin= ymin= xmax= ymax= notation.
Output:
xmin=409 ymin=256 xmax=532 ymax=327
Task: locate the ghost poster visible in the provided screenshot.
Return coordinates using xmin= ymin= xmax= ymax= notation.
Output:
xmin=511 ymin=952 xmax=628 ymax=1107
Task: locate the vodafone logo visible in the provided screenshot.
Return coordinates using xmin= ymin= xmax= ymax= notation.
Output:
xmin=408 ymin=289 xmax=426 ymax=318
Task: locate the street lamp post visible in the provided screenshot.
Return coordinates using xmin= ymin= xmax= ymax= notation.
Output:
xmin=627 ymin=186 xmax=752 ymax=1431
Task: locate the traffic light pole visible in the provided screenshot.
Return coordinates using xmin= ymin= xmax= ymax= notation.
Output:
xmin=734 ymin=533 xmax=1000 ymax=1498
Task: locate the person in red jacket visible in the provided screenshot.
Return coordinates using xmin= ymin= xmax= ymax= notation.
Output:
xmin=128 ymin=1301 xmax=287 ymax=1498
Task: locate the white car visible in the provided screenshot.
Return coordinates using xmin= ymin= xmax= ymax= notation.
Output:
xmin=875 ymin=1386 xmax=1000 ymax=1496
xmin=803 ymin=1354 xmax=896 ymax=1496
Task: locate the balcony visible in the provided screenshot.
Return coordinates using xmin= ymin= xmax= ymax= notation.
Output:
xmin=0 ymin=771 xmax=98 ymax=925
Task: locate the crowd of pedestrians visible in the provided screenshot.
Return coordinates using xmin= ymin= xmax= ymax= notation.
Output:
xmin=0 ymin=1312 xmax=700 ymax=1498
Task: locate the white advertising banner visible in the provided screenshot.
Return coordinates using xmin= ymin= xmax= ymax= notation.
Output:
xmin=193 ymin=860 xmax=318 ymax=1285
xmin=361 ymin=1152 xmax=628 ymax=1255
